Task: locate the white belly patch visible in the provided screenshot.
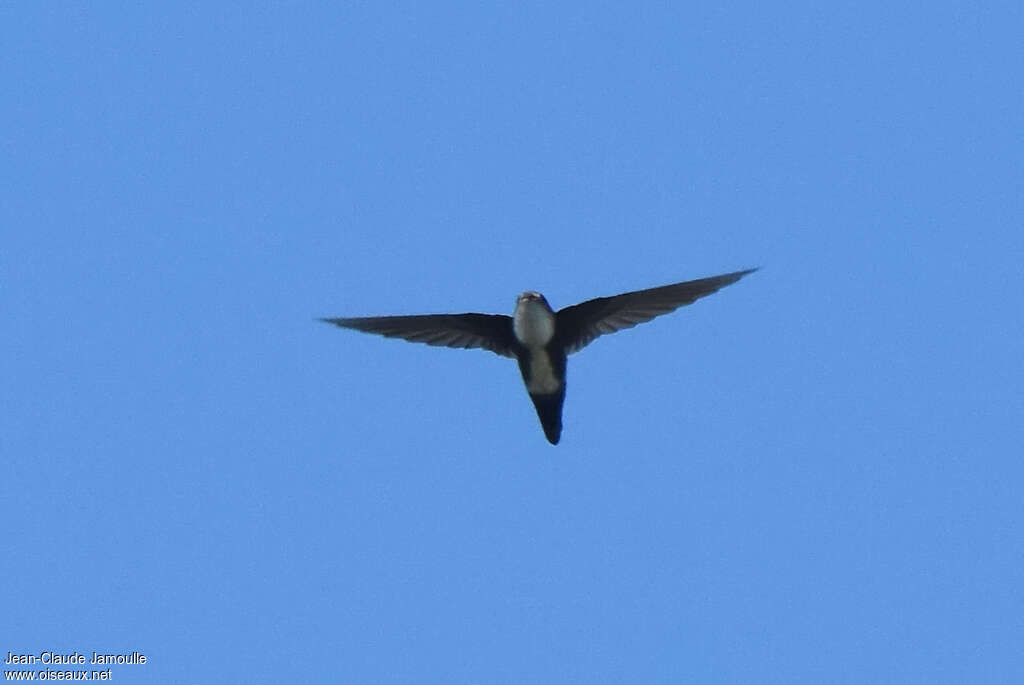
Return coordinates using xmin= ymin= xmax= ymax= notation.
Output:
xmin=527 ymin=350 xmax=562 ymax=394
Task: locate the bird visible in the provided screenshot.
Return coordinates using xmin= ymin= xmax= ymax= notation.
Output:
xmin=321 ymin=268 xmax=755 ymax=445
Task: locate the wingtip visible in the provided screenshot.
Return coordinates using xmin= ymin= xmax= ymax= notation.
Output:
xmin=725 ymin=267 xmax=759 ymax=284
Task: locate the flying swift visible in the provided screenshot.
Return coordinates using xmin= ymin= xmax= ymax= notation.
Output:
xmin=321 ymin=268 xmax=755 ymax=444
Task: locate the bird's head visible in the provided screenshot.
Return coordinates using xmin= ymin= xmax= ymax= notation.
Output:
xmin=517 ymin=291 xmax=551 ymax=309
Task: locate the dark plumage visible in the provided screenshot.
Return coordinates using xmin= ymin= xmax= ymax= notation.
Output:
xmin=321 ymin=268 xmax=755 ymax=444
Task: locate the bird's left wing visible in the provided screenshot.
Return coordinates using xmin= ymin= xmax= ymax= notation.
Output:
xmin=556 ymin=268 xmax=756 ymax=354
xmin=320 ymin=313 xmax=518 ymax=358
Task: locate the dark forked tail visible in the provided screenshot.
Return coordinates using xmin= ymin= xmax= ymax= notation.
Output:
xmin=529 ymin=391 xmax=565 ymax=445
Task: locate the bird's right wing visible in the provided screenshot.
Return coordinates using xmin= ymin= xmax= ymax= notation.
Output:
xmin=556 ymin=269 xmax=756 ymax=354
xmin=320 ymin=313 xmax=518 ymax=358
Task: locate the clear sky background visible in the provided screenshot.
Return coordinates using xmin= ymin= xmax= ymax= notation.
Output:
xmin=3 ymin=3 xmax=1022 ymax=683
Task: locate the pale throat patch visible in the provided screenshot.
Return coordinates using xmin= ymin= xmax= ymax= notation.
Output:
xmin=514 ymin=299 xmax=556 ymax=347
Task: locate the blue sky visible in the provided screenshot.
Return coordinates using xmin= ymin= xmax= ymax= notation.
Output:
xmin=3 ymin=2 xmax=1021 ymax=682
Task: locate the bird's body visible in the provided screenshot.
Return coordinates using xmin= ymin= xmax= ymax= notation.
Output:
xmin=322 ymin=268 xmax=755 ymax=444
xmin=511 ymin=293 xmax=566 ymax=442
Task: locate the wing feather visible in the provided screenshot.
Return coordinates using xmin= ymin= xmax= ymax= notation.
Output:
xmin=320 ymin=313 xmax=518 ymax=358
xmin=556 ymin=268 xmax=756 ymax=354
